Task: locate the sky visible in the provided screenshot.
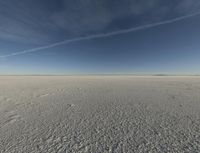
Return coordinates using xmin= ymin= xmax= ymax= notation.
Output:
xmin=0 ymin=0 xmax=200 ymax=75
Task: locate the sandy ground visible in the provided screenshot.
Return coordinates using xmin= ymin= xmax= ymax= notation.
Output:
xmin=0 ymin=76 xmax=200 ymax=153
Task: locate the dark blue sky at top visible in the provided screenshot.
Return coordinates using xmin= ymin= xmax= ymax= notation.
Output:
xmin=0 ymin=0 xmax=200 ymax=75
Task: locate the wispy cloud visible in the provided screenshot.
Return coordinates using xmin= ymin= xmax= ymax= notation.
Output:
xmin=0 ymin=0 xmax=200 ymax=45
xmin=1 ymin=10 xmax=200 ymax=58
xmin=176 ymin=0 xmax=200 ymax=13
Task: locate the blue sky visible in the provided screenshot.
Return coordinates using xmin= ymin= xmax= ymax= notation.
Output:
xmin=0 ymin=0 xmax=200 ymax=75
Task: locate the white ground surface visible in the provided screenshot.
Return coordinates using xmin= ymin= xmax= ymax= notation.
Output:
xmin=0 ymin=76 xmax=200 ymax=153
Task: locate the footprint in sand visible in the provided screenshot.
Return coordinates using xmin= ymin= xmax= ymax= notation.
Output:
xmin=37 ymin=93 xmax=50 ymax=98
xmin=3 ymin=111 xmax=22 ymax=126
xmin=6 ymin=114 xmax=21 ymax=124
xmin=68 ymin=104 xmax=75 ymax=107
xmin=0 ymin=96 xmax=11 ymax=102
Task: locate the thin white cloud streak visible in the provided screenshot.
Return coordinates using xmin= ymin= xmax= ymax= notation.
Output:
xmin=1 ymin=11 xmax=200 ymax=58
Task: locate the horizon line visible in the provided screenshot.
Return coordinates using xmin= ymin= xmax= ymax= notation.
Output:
xmin=0 ymin=74 xmax=199 ymax=76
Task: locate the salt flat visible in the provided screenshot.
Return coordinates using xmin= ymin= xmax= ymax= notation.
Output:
xmin=0 ymin=76 xmax=200 ymax=153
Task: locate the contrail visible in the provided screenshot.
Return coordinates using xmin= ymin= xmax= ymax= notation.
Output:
xmin=1 ymin=11 xmax=200 ymax=58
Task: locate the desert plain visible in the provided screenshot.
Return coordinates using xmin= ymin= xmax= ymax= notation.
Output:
xmin=0 ymin=76 xmax=200 ymax=153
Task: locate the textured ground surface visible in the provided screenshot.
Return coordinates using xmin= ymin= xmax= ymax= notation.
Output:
xmin=0 ymin=76 xmax=200 ymax=153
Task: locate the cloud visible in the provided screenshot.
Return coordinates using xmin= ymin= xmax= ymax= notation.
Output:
xmin=176 ymin=0 xmax=200 ymax=13
xmin=0 ymin=0 xmax=61 ymax=44
xmin=52 ymin=0 xmax=113 ymax=35
xmin=0 ymin=0 xmax=200 ymax=45
xmin=1 ymin=10 xmax=200 ymax=58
